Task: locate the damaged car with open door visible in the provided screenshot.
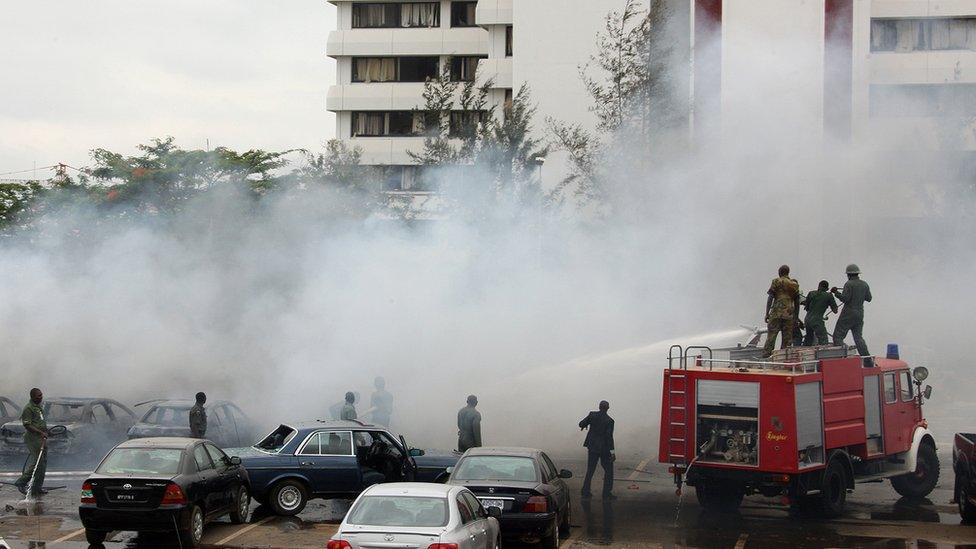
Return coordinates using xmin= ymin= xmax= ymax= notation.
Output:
xmin=1 ymin=397 xmax=136 ymax=460
xmin=127 ymin=399 xmax=255 ymax=449
xmin=230 ymin=420 xmax=459 ymax=516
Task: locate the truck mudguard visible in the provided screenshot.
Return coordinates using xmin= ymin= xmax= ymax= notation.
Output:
xmin=903 ymin=426 xmax=936 ymax=476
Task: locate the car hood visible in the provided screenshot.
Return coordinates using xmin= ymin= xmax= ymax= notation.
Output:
xmin=2 ymin=421 xmax=83 ymax=435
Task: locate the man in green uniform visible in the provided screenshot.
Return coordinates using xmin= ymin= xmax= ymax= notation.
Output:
xmin=457 ymin=395 xmax=482 ymax=452
xmin=832 ymin=264 xmax=872 ymax=358
xmin=340 ymin=392 xmax=358 ymax=421
xmin=368 ymin=377 xmax=394 ymax=427
xmin=189 ymin=392 xmax=207 ymax=439
xmin=763 ymin=265 xmax=800 ymax=358
xmin=803 ymin=280 xmax=839 ymax=346
xmin=15 ymin=388 xmax=48 ymax=496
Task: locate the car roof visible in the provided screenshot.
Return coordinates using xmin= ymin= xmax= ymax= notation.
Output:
xmin=363 ymin=482 xmax=458 ymax=498
xmin=293 ymin=419 xmax=388 ymax=431
xmin=147 ymin=399 xmax=232 ymax=407
xmin=114 ymin=437 xmax=201 ymax=450
xmin=47 ymin=397 xmax=101 ymax=404
xmin=462 ymin=447 xmax=542 ymax=458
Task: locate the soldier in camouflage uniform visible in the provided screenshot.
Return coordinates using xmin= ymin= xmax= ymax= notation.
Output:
xmin=803 ymin=280 xmax=839 ymax=346
xmin=763 ymin=265 xmax=800 ymax=358
xmin=189 ymin=392 xmax=207 ymax=438
xmin=832 ymin=264 xmax=872 ymax=357
xmin=15 ymin=388 xmax=48 ymax=495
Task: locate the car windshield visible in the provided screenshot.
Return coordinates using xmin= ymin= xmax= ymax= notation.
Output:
xmin=97 ymin=448 xmax=183 ymax=475
xmin=45 ymin=403 xmax=86 ymax=422
xmin=453 ymin=456 xmax=538 ymax=482
xmin=256 ymin=425 xmax=296 ymax=453
xmin=346 ymin=496 xmax=448 ymax=527
xmin=141 ymin=405 xmax=190 ymax=426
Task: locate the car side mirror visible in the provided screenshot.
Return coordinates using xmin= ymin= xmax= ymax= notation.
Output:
xmin=409 ymin=448 xmax=425 ymax=457
xmin=486 ymin=506 xmax=502 ymax=518
xmin=923 ymin=385 xmax=933 ymax=400
xmin=444 ymin=466 xmax=454 ymax=475
xmin=559 ymin=469 xmax=573 ymax=479
xmin=229 ymin=456 xmax=242 ymax=466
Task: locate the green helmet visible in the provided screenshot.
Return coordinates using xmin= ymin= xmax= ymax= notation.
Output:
xmin=845 ymin=263 xmax=861 ymax=275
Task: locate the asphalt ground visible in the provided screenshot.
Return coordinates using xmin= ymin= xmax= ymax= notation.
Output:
xmin=0 ymin=449 xmax=974 ymax=548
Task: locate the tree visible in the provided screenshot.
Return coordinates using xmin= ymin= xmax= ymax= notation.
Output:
xmin=477 ymin=84 xmax=548 ymax=203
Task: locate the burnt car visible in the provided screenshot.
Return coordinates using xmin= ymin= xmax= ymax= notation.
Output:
xmin=0 ymin=397 xmax=136 ymax=458
xmin=0 ymin=397 xmax=20 ymax=426
xmin=230 ymin=420 xmax=458 ymax=516
xmin=128 ymin=399 xmax=255 ymax=448
xmin=446 ymin=447 xmax=573 ymax=549
xmin=79 ymin=437 xmax=250 ymax=547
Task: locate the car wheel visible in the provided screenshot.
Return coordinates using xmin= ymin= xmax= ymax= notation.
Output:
xmin=892 ymin=444 xmax=940 ymax=499
xmin=230 ymin=485 xmax=250 ymax=524
xmin=540 ymin=515 xmax=559 ymax=549
xmin=558 ymin=503 xmax=571 ymax=536
xmin=85 ymin=529 xmax=107 ymax=545
xmin=270 ymin=479 xmax=308 ymax=516
xmin=179 ymin=504 xmax=204 ymax=547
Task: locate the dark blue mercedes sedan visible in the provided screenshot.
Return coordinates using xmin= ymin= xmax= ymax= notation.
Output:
xmin=230 ymin=420 xmax=458 ymax=516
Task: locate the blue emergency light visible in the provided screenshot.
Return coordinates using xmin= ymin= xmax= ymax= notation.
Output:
xmin=886 ymin=343 xmax=899 ymax=360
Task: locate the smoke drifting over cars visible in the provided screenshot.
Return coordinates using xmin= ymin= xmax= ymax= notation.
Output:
xmin=0 ymin=21 xmax=972 ymax=461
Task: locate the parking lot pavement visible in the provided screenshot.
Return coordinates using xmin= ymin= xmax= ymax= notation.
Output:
xmin=1 ymin=452 xmax=975 ymax=548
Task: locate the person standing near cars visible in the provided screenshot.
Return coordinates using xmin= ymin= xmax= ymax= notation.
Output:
xmin=340 ymin=392 xmax=358 ymax=420
xmin=457 ymin=395 xmax=482 ymax=452
xmin=15 ymin=388 xmax=48 ymax=495
xmin=579 ymin=400 xmax=615 ymax=499
xmin=189 ymin=392 xmax=207 ymax=438
xmin=369 ymin=377 xmax=394 ymax=427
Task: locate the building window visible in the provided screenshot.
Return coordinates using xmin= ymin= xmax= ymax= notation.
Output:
xmin=450 ymin=56 xmax=485 ymax=82
xmin=451 ymin=1 xmax=478 ymax=27
xmin=381 ymin=166 xmax=428 ymax=192
xmin=869 ymin=83 xmax=976 ymax=117
xmin=352 ymin=111 xmax=438 ymax=137
xmin=449 ymin=110 xmax=487 ymax=138
xmin=352 ymin=3 xmax=440 ymax=29
xmin=352 ymin=57 xmax=439 ymax=83
xmin=506 ymin=25 xmax=513 ymax=57
xmin=871 ymin=18 xmax=976 ymax=52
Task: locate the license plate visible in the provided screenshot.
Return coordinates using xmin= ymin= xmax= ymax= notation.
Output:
xmin=116 ymin=494 xmax=135 ymax=501
xmin=480 ymin=498 xmax=505 ymax=511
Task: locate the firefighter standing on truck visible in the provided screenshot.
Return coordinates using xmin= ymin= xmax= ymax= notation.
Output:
xmin=762 ymin=265 xmax=800 ymax=358
xmin=832 ymin=263 xmax=872 ymax=358
xmin=803 ymin=280 xmax=839 ymax=346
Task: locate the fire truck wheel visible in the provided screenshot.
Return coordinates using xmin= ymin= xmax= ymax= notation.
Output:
xmin=695 ymin=483 xmax=744 ymax=512
xmin=958 ymin=476 xmax=976 ymax=522
xmin=818 ymin=459 xmax=848 ymax=518
xmin=891 ymin=443 xmax=940 ymax=499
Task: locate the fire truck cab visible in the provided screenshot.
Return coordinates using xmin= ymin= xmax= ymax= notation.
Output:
xmin=659 ymin=344 xmax=938 ymax=516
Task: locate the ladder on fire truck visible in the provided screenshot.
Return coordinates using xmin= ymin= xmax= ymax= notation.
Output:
xmin=665 ymin=345 xmax=712 ymax=465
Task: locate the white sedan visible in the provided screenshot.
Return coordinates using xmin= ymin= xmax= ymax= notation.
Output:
xmin=328 ymin=482 xmax=502 ymax=549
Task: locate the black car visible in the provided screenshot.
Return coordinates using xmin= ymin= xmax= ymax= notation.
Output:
xmin=79 ymin=437 xmax=250 ymax=547
xmin=0 ymin=397 xmax=20 ymax=426
xmin=0 ymin=397 xmax=135 ymax=458
xmin=128 ymin=399 xmax=255 ymax=448
xmin=446 ymin=447 xmax=573 ymax=549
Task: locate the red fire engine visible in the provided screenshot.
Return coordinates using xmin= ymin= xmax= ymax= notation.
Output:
xmin=658 ymin=344 xmax=938 ymax=516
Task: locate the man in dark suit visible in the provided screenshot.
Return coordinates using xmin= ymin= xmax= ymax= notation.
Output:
xmin=579 ymin=400 xmax=615 ymax=499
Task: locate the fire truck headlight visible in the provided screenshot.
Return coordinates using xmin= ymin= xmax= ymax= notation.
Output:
xmin=912 ymin=366 xmax=929 ymax=382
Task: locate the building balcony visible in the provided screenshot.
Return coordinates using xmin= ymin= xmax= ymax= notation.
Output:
xmin=327 ymin=83 xmax=429 ymax=112
xmin=477 ymin=58 xmax=513 ymax=89
xmin=327 ymin=28 xmax=489 ymax=57
xmin=871 ymin=0 xmax=976 ymax=18
xmin=868 ymin=50 xmax=976 ymax=83
xmin=476 ymin=0 xmax=513 ymax=25
xmin=347 ymin=136 xmax=429 ymax=165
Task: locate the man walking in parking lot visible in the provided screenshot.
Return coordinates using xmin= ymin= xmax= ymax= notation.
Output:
xmin=189 ymin=392 xmax=207 ymax=438
xmin=579 ymin=400 xmax=615 ymax=499
xmin=457 ymin=395 xmax=482 ymax=452
xmin=15 ymin=388 xmax=47 ymax=496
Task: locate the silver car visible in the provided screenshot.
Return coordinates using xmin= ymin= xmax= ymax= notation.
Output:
xmin=328 ymin=482 xmax=502 ymax=549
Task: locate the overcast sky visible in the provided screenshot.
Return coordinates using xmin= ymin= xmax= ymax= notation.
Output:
xmin=0 ymin=0 xmax=336 ymax=177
